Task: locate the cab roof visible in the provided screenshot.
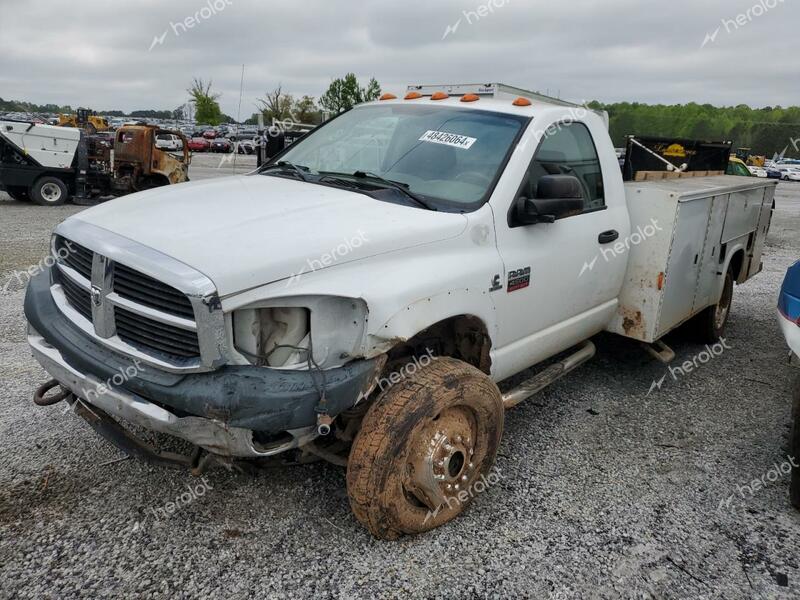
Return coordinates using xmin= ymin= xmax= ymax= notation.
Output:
xmin=362 ymin=82 xmax=608 ymax=125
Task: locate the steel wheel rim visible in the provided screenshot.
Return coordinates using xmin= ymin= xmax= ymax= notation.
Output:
xmin=404 ymin=406 xmax=482 ymax=512
xmin=41 ymin=183 xmax=62 ymax=202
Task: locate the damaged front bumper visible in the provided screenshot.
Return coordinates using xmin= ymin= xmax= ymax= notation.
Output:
xmin=25 ymin=268 xmax=381 ymax=461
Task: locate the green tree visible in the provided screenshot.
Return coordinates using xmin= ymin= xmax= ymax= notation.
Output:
xmin=293 ymin=95 xmax=321 ymax=124
xmin=187 ymin=78 xmax=223 ymax=125
xmin=319 ymin=73 xmax=381 ymax=114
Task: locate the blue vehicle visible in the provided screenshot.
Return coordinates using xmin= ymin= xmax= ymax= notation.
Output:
xmin=779 ymin=261 xmax=800 ymax=507
xmin=766 ymin=167 xmax=783 ymax=179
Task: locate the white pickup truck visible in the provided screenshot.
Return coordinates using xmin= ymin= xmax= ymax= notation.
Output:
xmin=25 ymin=83 xmax=776 ymax=539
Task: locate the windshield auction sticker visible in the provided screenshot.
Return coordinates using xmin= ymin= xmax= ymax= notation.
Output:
xmin=418 ymin=130 xmax=477 ymax=150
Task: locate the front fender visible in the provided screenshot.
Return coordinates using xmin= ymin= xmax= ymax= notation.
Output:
xmin=219 ymin=207 xmax=503 ymax=362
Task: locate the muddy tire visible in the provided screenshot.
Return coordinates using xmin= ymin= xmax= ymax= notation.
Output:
xmin=346 ymin=357 xmax=504 ymax=540
xmin=694 ymin=268 xmax=734 ymax=343
xmin=791 ymin=374 xmax=800 ymax=510
xmin=30 ymin=176 xmax=68 ymax=206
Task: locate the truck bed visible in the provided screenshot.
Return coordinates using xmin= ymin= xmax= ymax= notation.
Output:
xmin=606 ymin=175 xmax=776 ymax=343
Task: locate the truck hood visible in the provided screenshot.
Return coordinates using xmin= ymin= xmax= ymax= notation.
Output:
xmin=69 ymin=175 xmax=469 ymax=296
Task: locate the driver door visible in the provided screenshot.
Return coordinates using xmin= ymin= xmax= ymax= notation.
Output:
xmin=491 ymin=121 xmax=627 ymax=376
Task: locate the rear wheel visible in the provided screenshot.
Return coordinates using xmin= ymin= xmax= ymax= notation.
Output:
xmin=693 ymin=267 xmax=734 ymax=343
xmin=30 ymin=176 xmax=68 ymax=206
xmin=346 ymin=357 xmax=504 ymax=539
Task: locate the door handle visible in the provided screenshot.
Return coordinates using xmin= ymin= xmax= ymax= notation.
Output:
xmin=598 ymin=230 xmax=619 ymax=244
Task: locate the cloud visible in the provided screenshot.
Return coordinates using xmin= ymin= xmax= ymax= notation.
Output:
xmin=0 ymin=0 xmax=798 ymax=117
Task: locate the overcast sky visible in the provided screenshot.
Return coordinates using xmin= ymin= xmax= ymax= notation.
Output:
xmin=1 ymin=0 xmax=797 ymax=116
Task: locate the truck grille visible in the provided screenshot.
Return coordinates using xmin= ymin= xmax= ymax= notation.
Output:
xmin=115 ymin=306 xmax=201 ymax=359
xmin=57 ymin=269 xmax=92 ymax=321
xmin=56 ymin=236 xmax=93 ymax=280
xmin=53 ymin=237 xmax=202 ymax=363
xmin=113 ymin=263 xmax=195 ymax=319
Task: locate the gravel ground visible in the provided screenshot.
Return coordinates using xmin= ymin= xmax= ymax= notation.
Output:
xmin=1 ymin=169 xmax=799 ymax=599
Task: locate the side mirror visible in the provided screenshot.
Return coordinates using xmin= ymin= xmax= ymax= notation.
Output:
xmin=514 ymin=175 xmax=585 ymax=225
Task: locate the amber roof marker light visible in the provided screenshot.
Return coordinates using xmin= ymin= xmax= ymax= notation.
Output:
xmin=379 ymin=93 xmax=397 ymax=101
xmin=404 ymin=92 xmax=423 ymax=100
xmin=430 ymin=91 xmax=449 ymax=100
xmin=460 ymin=94 xmax=480 ymax=102
xmin=512 ymin=97 xmax=532 ymax=107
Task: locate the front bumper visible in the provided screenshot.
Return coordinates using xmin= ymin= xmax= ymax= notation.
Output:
xmin=25 ymin=267 xmax=381 ymax=458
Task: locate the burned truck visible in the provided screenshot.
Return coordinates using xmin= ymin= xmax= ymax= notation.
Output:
xmin=0 ymin=120 xmax=189 ymax=205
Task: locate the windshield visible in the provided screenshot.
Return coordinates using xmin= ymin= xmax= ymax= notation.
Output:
xmin=275 ymin=104 xmax=527 ymax=208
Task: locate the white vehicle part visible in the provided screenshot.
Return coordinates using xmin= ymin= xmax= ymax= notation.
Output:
xmin=221 ymin=206 xmax=502 ymax=372
xmin=70 ymin=174 xmax=469 ymax=297
xmin=779 ymin=311 xmax=800 ymax=361
xmin=1 ymin=121 xmax=80 ymax=169
xmin=233 ymin=307 xmax=309 ymax=367
xmin=230 ymin=296 xmax=368 ymax=370
xmin=488 ymin=108 xmax=631 ymax=367
xmin=607 ymin=176 xmax=776 ymax=342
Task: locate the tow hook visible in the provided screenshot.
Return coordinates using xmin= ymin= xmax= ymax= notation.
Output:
xmin=33 ymin=379 xmax=72 ymax=406
xmin=316 ymin=413 xmax=333 ymax=436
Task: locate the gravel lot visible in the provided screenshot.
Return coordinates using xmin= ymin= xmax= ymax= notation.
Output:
xmin=1 ymin=165 xmax=799 ymax=599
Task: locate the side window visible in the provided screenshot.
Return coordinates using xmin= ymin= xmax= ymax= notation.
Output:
xmin=519 ymin=122 xmax=605 ymax=212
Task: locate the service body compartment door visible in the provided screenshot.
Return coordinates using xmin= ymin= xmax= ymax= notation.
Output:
xmin=658 ymin=197 xmax=711 ymax=336
xmin=746 ymin=186 xmax=775 ymax=280
xmin=693 ymin=194 xmax=728 ymax=312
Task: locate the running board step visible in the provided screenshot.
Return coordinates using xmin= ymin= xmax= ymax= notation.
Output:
xmin=502 ymin=341 xmax=596 ymax=409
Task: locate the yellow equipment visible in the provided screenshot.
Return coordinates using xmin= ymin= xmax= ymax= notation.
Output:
xmin=58 ymin=108 xmax=109 ymax=134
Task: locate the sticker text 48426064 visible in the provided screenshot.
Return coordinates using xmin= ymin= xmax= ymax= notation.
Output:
xmin=418 ymin=130 xmax=477 ymax=150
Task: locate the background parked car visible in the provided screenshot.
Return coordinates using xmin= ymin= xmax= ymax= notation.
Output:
xmin=748 ymin=166 xmax=768 ymax=178
xmin=777 ymin=166 xmax=800 ymax=181
xmin=210 ymin=138 xmax=232 ymax=153
xmin=766 ymin=166 xmax=783 ymax=179
xmin=201 ymin=129 xmax=217 ymax=139
xmin=187 ymin=137 xmax=210 ymax=152
xmin=230 ymin=128 xmax=259 ymax=141
xmin=154 ymin=133 xmax=183 ymax=151
xmin=235 ymin=137 xmax=257 ymax=154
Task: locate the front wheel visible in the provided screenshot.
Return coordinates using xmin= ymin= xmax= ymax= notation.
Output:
xmin=30 ymin=176 xmax=68 ymax=206
xmin=346 ymin=357 xmax=504 ymax=539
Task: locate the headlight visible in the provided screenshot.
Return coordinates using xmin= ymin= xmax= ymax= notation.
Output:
xmin=232 ymin=297 xmax=367 ymax=369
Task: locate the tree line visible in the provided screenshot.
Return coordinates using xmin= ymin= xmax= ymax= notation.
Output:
xmin=591 ymin=100 xmax=800 ymax=157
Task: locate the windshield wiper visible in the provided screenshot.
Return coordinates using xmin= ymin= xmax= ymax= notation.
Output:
xmin=259 ymin=161 xmax=310 ymax=182
xmin=351 ymin=171 xmax=436 ymax=211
